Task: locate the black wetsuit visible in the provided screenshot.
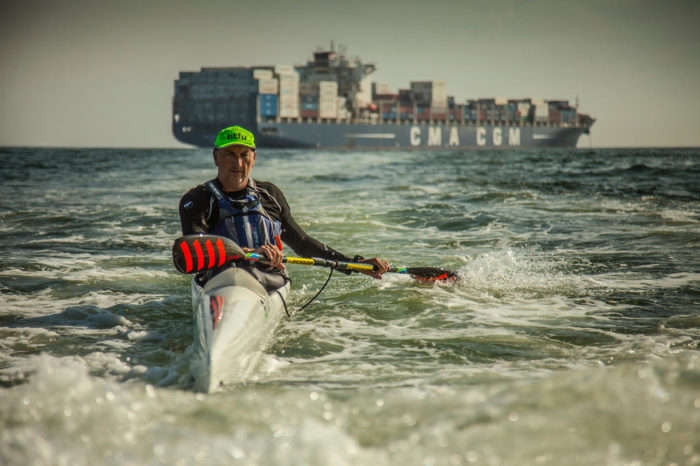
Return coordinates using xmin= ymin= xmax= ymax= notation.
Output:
xmin=179 ymin=178 xmax=357 ymax=287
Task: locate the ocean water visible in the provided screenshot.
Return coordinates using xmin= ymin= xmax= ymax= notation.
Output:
xmin=0 ymin=146 xmax=698 ymax=465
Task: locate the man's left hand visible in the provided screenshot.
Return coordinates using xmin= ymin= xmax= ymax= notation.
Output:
xmin=357 ymin=257 xmax=390 ymax=279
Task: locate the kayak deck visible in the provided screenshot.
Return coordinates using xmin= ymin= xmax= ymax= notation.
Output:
xmin=190 ymin=267 xmax=290 ymax=393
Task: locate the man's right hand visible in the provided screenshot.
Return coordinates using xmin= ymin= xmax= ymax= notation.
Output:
xmin=243 ymin=244 xmax=285 ymax=270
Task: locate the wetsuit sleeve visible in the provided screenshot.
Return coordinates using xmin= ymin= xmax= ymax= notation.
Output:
xmin=179 ymin=185 xmax=216 ymax=235
xmin=264 ymin=183 xmax=354 ymax=263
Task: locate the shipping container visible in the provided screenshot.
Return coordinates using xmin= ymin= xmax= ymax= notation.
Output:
xmin=278 ymin=72 xmax=300 ymax=84
xmin=319 ymin=93 xmax=338 ymax=102
xmin=319 ymin=81 xmax=338 ymax=98
xmin=279 ymin=80 xmax=299 ymax=91
xmin=279 ymin=88 xmax=299 ymax=98
xmin=279 ymin=97 xmax=299 ymax=106
xmin=549 ymin=109 xmax=562 ymax=124
xmin=548 ymin=100 xmax=569 ymax=110
xmin=300 ymin=94 xmax=317 ymax=104
xmin=534 ymin=103 xmax=550 ymax=119
xmin=259 ymin=94 xmax=278 ymax=117
xmin=319 ymin=99 xmax=338 ymax=118
xmin=300 ymin=109 xmax=318 ymax=119
xmin=279 ymin=110 xmax=299 ymax=118
xmin=416 ymin=107 xmax=431 ymax=121
xmin=517 ymin=102 xmax=531 ymax=114
xmin=563 ymin=108 xmax=577 ymax=123
xmin=279 ymin=98 xmax=299 ymax=118
xmin=260 ymin=94 xmax=277 ymax=103
xmin=410 ymin=81 xmax=447 ymax=107
xmin=279 ymin=87 xmax=298 ymax=97
xmin=375 ymin=93 xmax=399 ymax=100
xmin=253 ymin=69 xmax=273 ymax=80
xmin=319 ymin=98 xmax=337 ymax=107
xmin=279 ymin=100 xmax=299 ymax=113
xmin=258 ymin=78 xmax=278 ymax=94
xmin=299 ymin=82 xmax=318 ymax=95
xmin=274 ymin=65 xmax=295 ymax=75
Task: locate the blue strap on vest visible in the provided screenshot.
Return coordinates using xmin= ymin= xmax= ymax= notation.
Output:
xmin=205 ymin=179 xmax=282 ymax=250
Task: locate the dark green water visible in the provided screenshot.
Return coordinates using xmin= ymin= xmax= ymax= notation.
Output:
xmin=1 ymin=147 xmax=698 ymax=465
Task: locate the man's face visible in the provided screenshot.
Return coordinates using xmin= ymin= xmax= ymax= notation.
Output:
xmin=214 ymin=145 xmax=256 ymax=189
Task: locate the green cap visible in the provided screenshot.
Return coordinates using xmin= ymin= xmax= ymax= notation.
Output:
xmin=214 ymin=126 xmax=256 ymax=149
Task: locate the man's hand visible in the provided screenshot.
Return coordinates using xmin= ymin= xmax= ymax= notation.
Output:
xmin=357 ymin=257 xmax=390 ymax=279
xmin=243 ymin=244 xmax=286 ymax=270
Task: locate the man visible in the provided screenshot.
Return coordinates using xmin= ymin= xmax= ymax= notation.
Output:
xmin=179 ymin=125 xmax=390 ymax=289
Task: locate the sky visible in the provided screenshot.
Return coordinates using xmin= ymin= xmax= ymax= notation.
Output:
xmin=1 ymin=0 xmax=699 ymax=148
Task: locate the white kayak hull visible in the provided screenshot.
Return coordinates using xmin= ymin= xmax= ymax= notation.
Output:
xmin=190 ymin=268 xmax=289 ymax=393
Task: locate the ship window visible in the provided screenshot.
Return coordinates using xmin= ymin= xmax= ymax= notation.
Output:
xmin=261 ymin=127 xmax=277 ymax=135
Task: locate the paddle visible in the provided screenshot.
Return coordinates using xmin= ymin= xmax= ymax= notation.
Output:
xmin=173 ymin=234 xmax=459 ymax=282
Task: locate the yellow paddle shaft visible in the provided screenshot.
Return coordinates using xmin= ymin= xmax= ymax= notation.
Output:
xmin=282 ymin=256 xmax=375 ymax=272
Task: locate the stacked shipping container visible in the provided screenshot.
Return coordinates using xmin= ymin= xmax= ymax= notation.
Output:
xmin=319 ymin=81 xmax=338 ymax=119
xmin=298 ymin=81 xmax=318 ymax=119
xmin=244 ymin=64 xmax=580 ymax=126
xmin=173 ymin=67 xmax=258 ymax=128
xmin=278 ymin=72 xmax=300 ymax=118
xmin=409 ymin=81 xmax=448 ymax=121
xmin=254 ymin=69 xmax=278 ymax=117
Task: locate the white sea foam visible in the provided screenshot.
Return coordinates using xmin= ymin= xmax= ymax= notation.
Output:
xmin=659 ymin=208 xmax=699 ymax=223
xmin=3 ymin=352 xmax=696 ymax=465
xmin=458 ymin=246 xmax=588 ymax=299
xmin=2 ymin=289 xmax=156 ymax=318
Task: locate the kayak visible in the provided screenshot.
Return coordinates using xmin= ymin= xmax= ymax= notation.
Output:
xmin=189 ymin=267 xmax=290 ymax=393
xmin=172 ymin=233 xmax=458 ymax=393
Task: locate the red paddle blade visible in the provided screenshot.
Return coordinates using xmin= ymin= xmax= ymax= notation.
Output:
xmin=172 ymin=235 xmax=244 ymax=274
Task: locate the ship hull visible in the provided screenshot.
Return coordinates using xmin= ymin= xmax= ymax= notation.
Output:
xmin=173 ymin=121 xmax=587 ymax=149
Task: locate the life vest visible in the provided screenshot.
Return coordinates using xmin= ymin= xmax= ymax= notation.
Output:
xmin=205 ymin=179 xmax=282 ymax=250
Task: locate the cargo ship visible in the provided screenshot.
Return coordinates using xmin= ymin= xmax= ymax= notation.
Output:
xmin=172 ymin=46 xmax=595 ymax=149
